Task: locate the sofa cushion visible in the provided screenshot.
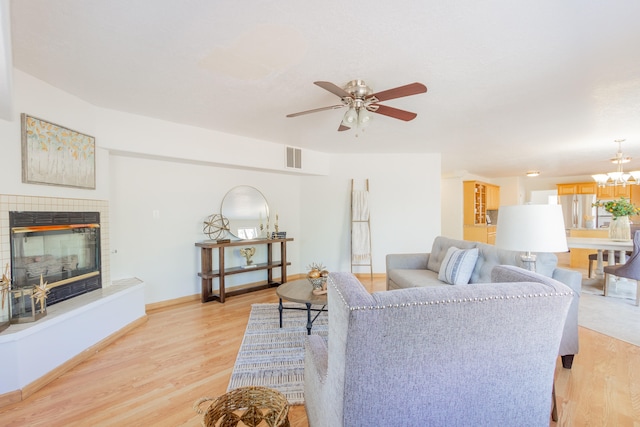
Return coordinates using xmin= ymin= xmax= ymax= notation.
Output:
xmin=438 ymin=247 xmax=479 ymax=285
xmin=427 ymin=236 xmax=478 ymax=273
xmin=387 ymin=268 xmax=443 ymax=288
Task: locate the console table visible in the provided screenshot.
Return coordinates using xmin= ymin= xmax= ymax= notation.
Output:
xmin=195 ymin=238 xmax=293 ymax=303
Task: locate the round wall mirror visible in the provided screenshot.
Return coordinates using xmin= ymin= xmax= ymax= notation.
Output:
xmin=221 ymin=186 xmax=270 ymax=239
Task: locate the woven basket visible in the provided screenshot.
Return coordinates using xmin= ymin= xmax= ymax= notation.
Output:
xmin=193 ymin=386 xmax=290 ymax=427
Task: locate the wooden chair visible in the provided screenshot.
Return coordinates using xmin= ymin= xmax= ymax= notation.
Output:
xmin=603 ymin=231 xmax=640 ymax=306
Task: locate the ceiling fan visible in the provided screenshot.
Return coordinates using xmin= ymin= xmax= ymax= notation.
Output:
xmin=286 ymin=80 xmax=427 ymax=133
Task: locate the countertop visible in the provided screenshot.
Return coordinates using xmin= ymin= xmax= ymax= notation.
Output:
xmin=566 ymin=237 xmax=632 ymax=250
xmin=569 ymin=227 xmax=609 ymax=231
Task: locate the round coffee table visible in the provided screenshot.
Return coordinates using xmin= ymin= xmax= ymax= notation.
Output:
xmin=276 ymin=279 xmax=327 ymax=335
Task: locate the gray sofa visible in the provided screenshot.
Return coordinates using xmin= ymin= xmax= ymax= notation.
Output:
xmin=386 ymin=236 xmax=581 ymax=368
xmin=305 ymin=270 xmax=574 ymax=427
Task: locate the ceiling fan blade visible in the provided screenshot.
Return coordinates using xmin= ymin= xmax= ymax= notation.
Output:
xmin=370 ymin=104 xmax=418 ymax=121
xmin=338 ymin=124 xmax=350 ymax=132
xmin=369 ymin=82 xmax=427 ymax=102
xmin=314 ymin=81 xmax=352 ymax=98
xmin=286 ymin=104 xmax=345 ymax=118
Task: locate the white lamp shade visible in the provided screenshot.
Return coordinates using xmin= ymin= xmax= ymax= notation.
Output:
xmin=495 ymin=204 xmax=568 ymax=253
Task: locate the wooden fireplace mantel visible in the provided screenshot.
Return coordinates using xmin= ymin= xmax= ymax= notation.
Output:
xmin=195 ymin=238 xmax=293 ymax=303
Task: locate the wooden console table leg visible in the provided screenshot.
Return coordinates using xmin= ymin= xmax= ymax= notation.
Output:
xmin=200 ymin=247 xmax=213 ymax=303
xmin=218 ymin=246 xmax=226 ymax=303
xmin=281 ymin=240 xmax=288 ymax=283
xmin=267 ymin=241 xmax=273 ymax=284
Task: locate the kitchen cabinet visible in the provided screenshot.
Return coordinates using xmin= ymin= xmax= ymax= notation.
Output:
xmin=487 ymin=226 xmax=497 ymax=244
xmin=557 ymin=182 xmax=596 ymax=195
xmin=464 ymin=225 xmax=497 ymax=244
xmin=463 ymin=180 xmax=500 ymax=226
xmin=486 ymin=184 xmax=500 ymax=210
xmin=597 ymin=185 xmax=631 ymax=199
xmin=463 ymin=180 xmax=499 ymax=244
xmin=578 ymin=182 xmax=597 ymax=194
xmin=557 ymin=184 xmax=577 ymax=195
xmin=615 ymin=185 xmax=631 ymax=198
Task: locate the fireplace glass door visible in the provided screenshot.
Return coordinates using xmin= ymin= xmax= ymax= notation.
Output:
xmin=10 ymin=211 xmax=102 ymax=306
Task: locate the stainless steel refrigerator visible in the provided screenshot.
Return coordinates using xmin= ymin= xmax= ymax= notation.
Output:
xmin=558 ymin=194 xmax=596 ymax=230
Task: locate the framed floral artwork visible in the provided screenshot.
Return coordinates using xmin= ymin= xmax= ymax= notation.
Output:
xmin=21 ymin=113 xmax=96 ymax=189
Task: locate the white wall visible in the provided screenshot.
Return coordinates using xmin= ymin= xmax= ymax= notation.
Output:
xmin=96 ymin=107 xmax=330 ymax=176
xmin=300 ymin=153 xmax=441 ymax=274
xmin=109 ymin=152 xmax=441 ymax=304
xmin=0 ymin=70 xmax=110 ymax=200
xmin=109 ymin=154 xmax=303 ymax=303
xmin=493 ymin=177 xmax=523 ymax=206
xmin=0 ymin=0 xmax=13 ymax=121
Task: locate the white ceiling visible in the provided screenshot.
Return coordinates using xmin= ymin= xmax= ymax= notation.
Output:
xmin=7 ymin=0 xmax=640 ymax=179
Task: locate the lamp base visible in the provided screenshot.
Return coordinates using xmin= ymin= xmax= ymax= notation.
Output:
xmin=521 ymin=252 xmax=537 ymax=272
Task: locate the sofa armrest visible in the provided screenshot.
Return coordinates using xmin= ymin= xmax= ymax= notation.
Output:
xmin=492 ymin=265 xmax=580 ymax=361
xmin=552 ymin=267 xmax=582 ymax=295
xmin=304 ymin=334 xmax=329 ymax=426
xmin=552 ymin=267 xmax=581 ymax=361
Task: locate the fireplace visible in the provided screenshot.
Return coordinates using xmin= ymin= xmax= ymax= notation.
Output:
xmin=9 ymin=211 xmax=102 ymax=308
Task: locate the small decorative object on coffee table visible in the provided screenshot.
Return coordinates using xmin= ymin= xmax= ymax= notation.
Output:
xmin=307 ymin=262 xmax=329 ymax=295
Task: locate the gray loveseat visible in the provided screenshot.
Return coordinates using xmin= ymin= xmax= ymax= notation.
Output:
xmin=386 ymin=236 xmax=581 ymax=369
xmin=305 ymin=270 xmax=574 ymax=427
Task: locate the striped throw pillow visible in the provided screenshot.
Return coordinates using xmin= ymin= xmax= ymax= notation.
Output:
xmin=438 ymin=247 xmax=479 ymax=285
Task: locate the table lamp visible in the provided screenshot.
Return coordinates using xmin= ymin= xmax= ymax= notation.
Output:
xmin=495 ymin=204 xmax=568 ymax=271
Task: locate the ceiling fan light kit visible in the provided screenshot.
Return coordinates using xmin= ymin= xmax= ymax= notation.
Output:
xmin=592 ymin=139 xmax=640 ymax=187
xmin=286 ymin=79 xmax=427 ymax=134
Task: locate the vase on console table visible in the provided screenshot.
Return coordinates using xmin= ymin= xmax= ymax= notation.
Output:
xmin=609 ymin=216 xmax=631 ymax=241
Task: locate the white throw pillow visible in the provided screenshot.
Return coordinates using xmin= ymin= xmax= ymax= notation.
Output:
xmin=438 ymin=247 xmax=479 ymax=285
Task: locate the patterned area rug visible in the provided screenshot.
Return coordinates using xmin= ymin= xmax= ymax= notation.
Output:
xmin=228 ymin=303 xmax=328 ymax=405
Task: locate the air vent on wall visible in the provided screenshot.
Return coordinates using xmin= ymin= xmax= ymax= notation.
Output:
xmin=285 ymin=146 xmax=302 ymax=170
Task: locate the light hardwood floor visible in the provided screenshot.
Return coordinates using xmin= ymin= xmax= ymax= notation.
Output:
xmin=0 ymin=275 xmax=639 ymax=426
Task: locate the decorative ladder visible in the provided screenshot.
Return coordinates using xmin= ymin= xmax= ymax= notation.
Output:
xmin=351 ymin=179 xmax=373 ymax=280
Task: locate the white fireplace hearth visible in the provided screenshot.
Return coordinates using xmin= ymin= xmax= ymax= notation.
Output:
xmin=0 ymin=279 xmax=145 ymax=402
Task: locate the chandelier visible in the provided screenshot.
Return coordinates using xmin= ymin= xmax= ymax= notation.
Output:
xmin=592 ymin=139 xmax=640 ymax=187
